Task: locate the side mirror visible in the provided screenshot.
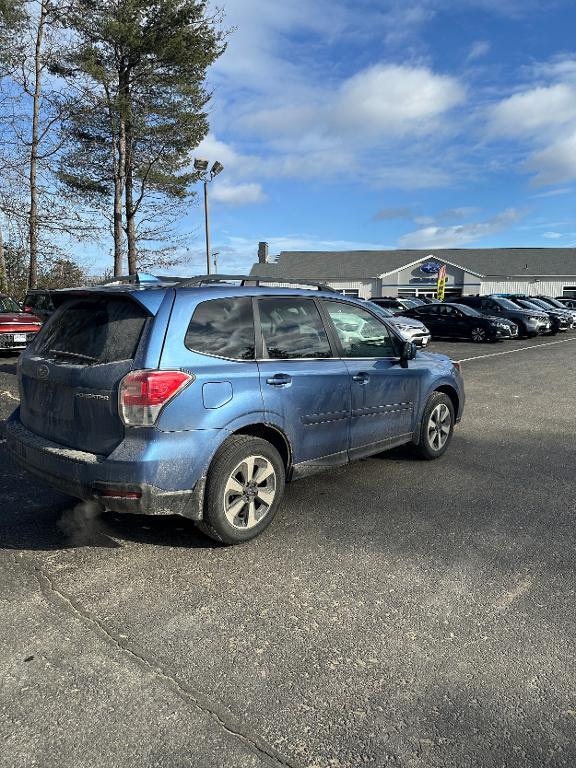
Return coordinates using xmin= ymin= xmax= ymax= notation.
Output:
xmin=399 ymin=340 xmax=417 ymax=368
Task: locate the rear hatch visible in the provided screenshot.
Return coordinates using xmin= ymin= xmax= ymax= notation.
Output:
xmin=19 ymin=294 xmax=153 ymax=455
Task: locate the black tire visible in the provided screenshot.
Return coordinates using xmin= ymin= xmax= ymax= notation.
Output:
xmin=518 ymin=321 xmax=538 ymax=339
xmin=470 ymin=325 xmax=489 ymax=343
xmin=411 ymin=391 xmax=455 ymax=460
xmin=197 ymin=435 xmax=285 ymax=545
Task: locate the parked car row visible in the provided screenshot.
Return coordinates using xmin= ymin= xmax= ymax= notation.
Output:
xmin=365 ymin=293 xmax=576 ymax=344
xmin=2 ymin=284 xmax=575 ymax=355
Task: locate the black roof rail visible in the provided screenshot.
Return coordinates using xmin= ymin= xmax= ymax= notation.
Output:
xmin=175 ymin=274 xmax=338 ymax=292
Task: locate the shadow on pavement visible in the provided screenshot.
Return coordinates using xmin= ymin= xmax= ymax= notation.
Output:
xmin=100 ymin=511 xmax=220 ymax=549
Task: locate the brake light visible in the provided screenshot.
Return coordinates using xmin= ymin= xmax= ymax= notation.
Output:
xmin=119 ymin=370 xmax=194 ymax=426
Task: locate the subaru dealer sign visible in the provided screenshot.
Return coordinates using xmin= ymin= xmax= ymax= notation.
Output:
xmin=420 ymin=261 xmax=441 ymax=275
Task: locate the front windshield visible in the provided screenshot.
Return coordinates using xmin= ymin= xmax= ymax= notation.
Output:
xmin=495 ymin=297 xmax=522 ymax=311
xmin=518 ymin=299 xmax=543 ymax=311
xmin=542 ymin=297 xmax=566 ymax=309
xmin=0 ymin=296 xmax=22 ymax=313
xmin=528 ymin=298 xmax=552 ymax=309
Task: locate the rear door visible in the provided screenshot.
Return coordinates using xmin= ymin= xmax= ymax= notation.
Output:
xmin=256 ymin=296 xmax=351 ymax=467
xmin=321 ymin=300 xmax=421 ymax=458
xmin=156 ymin=293 xmax=263 ymax=432
xmin=18 ymin=294 xmax=154 ymax=455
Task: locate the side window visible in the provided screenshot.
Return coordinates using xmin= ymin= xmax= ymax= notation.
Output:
xmin=440 ymin=305 xmax=460 ymax=317
xmin=480 ymin=299 xmax=496 ymax=311
xmin=185 ymin=297 xmax=255 ymax=360
xmin=258 ymin=297 xmax=332 ymax=359
xmin=323 ymin=301 xmax=396 ymax=358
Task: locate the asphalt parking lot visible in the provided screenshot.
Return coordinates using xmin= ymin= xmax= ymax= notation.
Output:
xmin=1 ymin=334 xmax=575 ymax=768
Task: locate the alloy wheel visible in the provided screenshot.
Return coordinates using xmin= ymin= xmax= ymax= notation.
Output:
xmin=223 ymin=455 xmax=277 ymax=530
xmin=471 ymin=326 xmax=487 ymax=342
xmin=427 ymin=403 xmax=452 ymax=451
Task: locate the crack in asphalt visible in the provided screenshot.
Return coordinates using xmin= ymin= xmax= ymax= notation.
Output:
xmin=10 ymin=550 xmax=301 ymax=768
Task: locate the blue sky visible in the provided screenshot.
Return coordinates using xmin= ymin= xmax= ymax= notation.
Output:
xmin=173 ymin=0 xmax=576 ymax=273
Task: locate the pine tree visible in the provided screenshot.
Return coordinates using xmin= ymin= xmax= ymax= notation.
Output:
xmin=59 ymin=0 xmax=227 ymax=274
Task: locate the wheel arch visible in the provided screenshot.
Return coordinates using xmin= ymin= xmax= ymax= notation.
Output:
xmin=433 ymin=385 xmax=460 ymax=419
xmin=232 ymin=423 xmax=293 ymax=474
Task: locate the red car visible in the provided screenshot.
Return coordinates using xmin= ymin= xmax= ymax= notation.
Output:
xmin=0 ymin=294 xmax=42 ymax=351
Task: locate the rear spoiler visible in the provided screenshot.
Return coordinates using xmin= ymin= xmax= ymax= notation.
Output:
xmin=50 ymin=287 xmax=167 ymax=315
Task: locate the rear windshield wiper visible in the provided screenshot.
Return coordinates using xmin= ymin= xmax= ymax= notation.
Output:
xmin=49 ymin=348 xmax=98 ymax=363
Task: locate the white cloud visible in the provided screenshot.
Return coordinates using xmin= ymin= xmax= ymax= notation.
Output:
xmin=488 ymin=83 xmax=576 ymax=137
xmin=543 ymin=231 xmax=563 ymax=239
xmin=203 ymin=1 xmax=468 ymax=194
xmin=399 ymin=208 xmax=521 ymax=248
xmin=242 ymin=64 xmax=465 ymax=143
xmin=531 ymin=186 xmax=572 ymax=198
xmin=334 ymin=65 xmax=465 ymax=136
xmin=211 ymin=182 xmax=266 ymax=206
xmin=467 ymin=40 xmax=491 ymax=62
xmin=487 ymin=57 xmax=576 ymax=185
xmin=525 ymin=130 xmax=576 ymax=185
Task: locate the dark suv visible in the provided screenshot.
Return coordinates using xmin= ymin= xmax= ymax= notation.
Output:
xmin=23 ymin=289 xmax=55 ymax=321
xmin=456 ymin=295 xmax=550 ymax=337
xmin=7 ymin=276 xmax=465 ymax=545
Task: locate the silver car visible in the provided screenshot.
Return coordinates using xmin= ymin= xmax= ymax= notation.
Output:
xmin=367 ymin=302 xmax=431 ymax=346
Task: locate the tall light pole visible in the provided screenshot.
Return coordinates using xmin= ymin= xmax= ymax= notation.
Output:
xmin=194 ymin=158 xmax=224 ymax=274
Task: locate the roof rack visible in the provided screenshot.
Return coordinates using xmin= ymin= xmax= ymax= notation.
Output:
xmin=98 ymin=272 xmax=338 ymax=293
xmin=175 ymin=274 xmax=338 ymax=292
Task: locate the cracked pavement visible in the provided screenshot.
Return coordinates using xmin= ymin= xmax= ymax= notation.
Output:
xmin=1 ymin=336 xmax=576 ymax=767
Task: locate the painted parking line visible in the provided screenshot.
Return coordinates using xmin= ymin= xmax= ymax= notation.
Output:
xmin=456 ymin=335 xmax=576 ymax=363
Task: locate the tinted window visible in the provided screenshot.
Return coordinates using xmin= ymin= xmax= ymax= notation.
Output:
xmin=324 ymin=301 xmax=396 ymax=358
xmin=413 ymin=305 xmax=439 ymax=315
xmin=185 ymin=297 xmax=255 ymax=360
xmin=36 ymin=299 xmax=147 ymax=364
xmin=258 ymin=297 xmax=331 ymax=359
xmin=440 ymin=305 xmax=464 ymax=317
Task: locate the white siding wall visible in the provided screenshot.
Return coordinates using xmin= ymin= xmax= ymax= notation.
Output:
xmin=324 ymin=280 xmax=375 ymax=298
xmin=479 ymin=280 xmax=570 ymax=296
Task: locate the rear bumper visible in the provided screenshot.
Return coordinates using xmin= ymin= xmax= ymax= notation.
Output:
xmin=5 ymin=411 xmax=224 ymax=520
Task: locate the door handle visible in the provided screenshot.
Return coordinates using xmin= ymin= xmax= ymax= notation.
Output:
xmin=352 ymin=372 xmax=370 ymax=384
xmin=266 ymin=373 xmax=292 ymax=387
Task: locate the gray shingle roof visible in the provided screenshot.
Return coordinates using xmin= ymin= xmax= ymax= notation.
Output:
xmin=250 ymin=248 xmax=576 ymax=279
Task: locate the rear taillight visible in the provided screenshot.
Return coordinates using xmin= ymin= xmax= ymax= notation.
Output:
xmin=119 ymin=370 xmax=194 ymax=426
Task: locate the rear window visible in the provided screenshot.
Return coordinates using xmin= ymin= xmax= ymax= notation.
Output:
xmin=35 ymin=298 xmax=147 ymax=364
xmin=185 ymin=297 xmax=255 ymax=360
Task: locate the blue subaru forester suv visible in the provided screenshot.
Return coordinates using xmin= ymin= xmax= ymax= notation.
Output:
xmin=7 ymin=276 xmax=464 ymax=544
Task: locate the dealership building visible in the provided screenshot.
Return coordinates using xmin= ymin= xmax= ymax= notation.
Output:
xmin=250 ymin=245 xmax=576 ymax=300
